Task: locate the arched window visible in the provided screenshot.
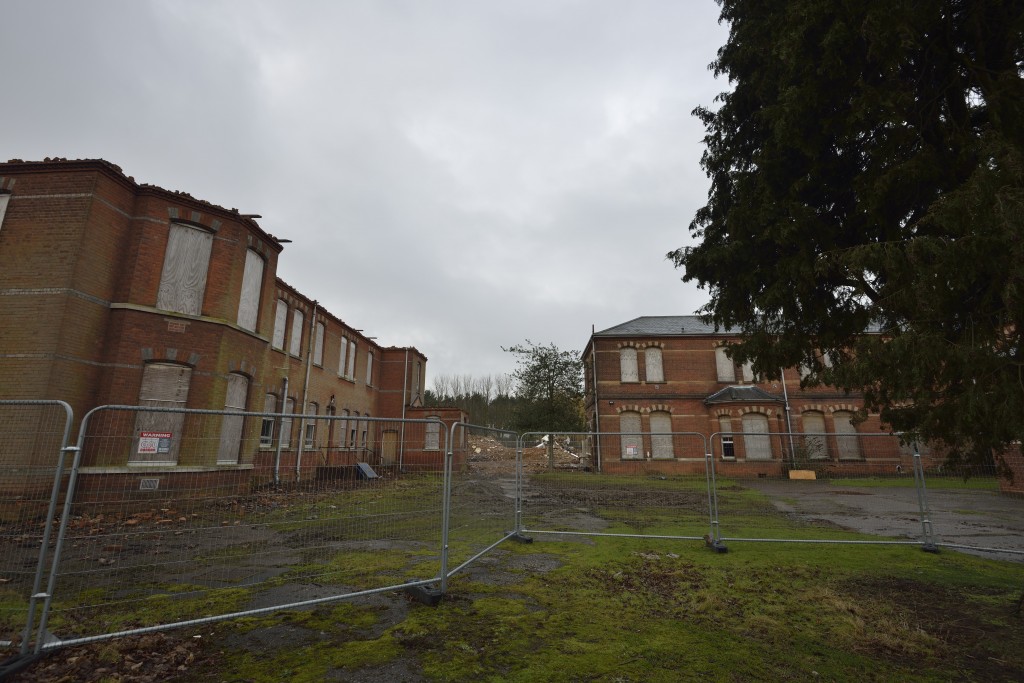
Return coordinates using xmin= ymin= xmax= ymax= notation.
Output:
xmin=260 ymin=393 xmax=277 ymax=448
xmin=132 ymin=362 xmax=191 ymax=464
xmin=833 ymin=411 xmax=861 ymax=460
xmin=304 ymin=402 xmax=318 ymax=449
xmin=741 ymin=413 xmax=771 ymax=460
xmin=620 ymin=348 xmax=638 ymax=382
xmin=218 ymin=373 xmax=249 ymax=464
xmin=236 ymin=250 xmax=264 ymax=331
xmin=281 ymin=397 xmax=295 ymax=448
xmin=650 ymin=411 xmax=673 ymax=459
xmin=619 ymin=411 xmax=642 ymax=459
xmin=313 ymin=322 xmax=325 ymax=366
xmin=425 ymin=416 xmax=441 ymax=451
xmin=157 ymin=224 xmax=213 ymax=315
xmin=272 ymin=299 xmax=288 ymax=349
xmin=645 ymin=347 xmax=664 ymax=383
xmin=801 ymin=411 xmax=828 ymax=459
xmin=715 ymin=347 xmax=736 ymax=382
xmin=289 ymin=309 xmax=305 ymax=356
xmin=339 ymin=409 xmax=350 ymax=447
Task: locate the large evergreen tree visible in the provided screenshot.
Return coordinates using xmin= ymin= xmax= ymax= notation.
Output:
xmin=670 ymin=1 xmax=1024 ymax=465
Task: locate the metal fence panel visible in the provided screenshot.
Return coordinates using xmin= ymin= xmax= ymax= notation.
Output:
xmin=441 ymin=424 xmax=521 ymax=586
xmin=519 ymin=431 xmax=714 ymax=542
xmin=35 ymin=407 xmax=449 ymax=651
xmin=710 ymin=431 xmax=930 ymax=547
xmin=0 ymin=400 xmax=73 ymax=654
xmin=918 ymin=454 xmax=1024 ymax=561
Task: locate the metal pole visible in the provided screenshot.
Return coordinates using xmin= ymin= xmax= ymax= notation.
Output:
xmin=439 ymin=421 xmax=453 ymax=593
xmin=779 ymin=367 xmax=796 ymax=464
xmin=912 ymin=442 xmax=939 ymax=552
xmin=21 ymin=401 xmax=74 ymax=655
xmin=399 ymin=349 xmax=408 ymax=471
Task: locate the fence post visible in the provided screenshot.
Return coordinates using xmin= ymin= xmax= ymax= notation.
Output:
xmin=439 ymin=422 xmax=454 ymax=594
xmin=704 ymin=435 xmax=727 ymax=553
xmin=13 ymin=402 xmax=74 ymax=656
xmin=912 ymin=442 xmax=939 ymax=553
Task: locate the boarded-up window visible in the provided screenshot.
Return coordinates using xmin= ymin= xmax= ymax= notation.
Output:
xmin=650 ymin=411 xmax=673 ymax=459
xmin=289 ymin=310 xmax=304 ymax=356
xmin=350 ymin=411 xmax=359 ymax=447
xmin=338 ymin=338 xmax=348 ymax=377
xmin=620 ymin=348 xmax=638 ymax=382
xmin=741 ymin=360 xmax=756 ymax=383
xmin=425 ymin=417 xmax=440 ymax=450
xmin=645 ymin=347 xmax=664 ymax=383
xmin=0 ymin=193 xmax=10 ymax=231
xmin=131 ymin=363 xmax=191 ymax=464
xmin=339 ymin=409 xmax=350 ymax=447
xmin=157 ymin=224 xmax=213 ymax=315
xmin=260 ymin=393 xmax=276 ymax=448
xmin=801 ymin=411 xmax=828 ymax=459
xmin=280 ymin=398 xmax=295 ymax=448
xmin=715 ymin=347 xmax=736 ymax=382
xmin=347 ymin=342 xmax=357 ymax=378
xmin=313 ymin=322 xmax=325 ymax=366
xmin=833 ymin=411 xmax=861 ymax=460
xmin=236 ymin=250 xmax=264 ymax=331
xmin=272 ymin=300 xmax=287 ymax=349
xmin=742 ymin=413 xmax=771 ymax=460
xmin=366 ymin=353 xmax=373 ymax=385
xmin=361 ymin=414 xmax=370 ymax=448
xmin=218 ymin=374 xmax=248 ymax=464
xmin=620 ymin=411 xmax=642 ymax=459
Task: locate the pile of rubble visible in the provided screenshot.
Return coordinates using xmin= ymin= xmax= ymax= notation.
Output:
xmin=466 ymin=435 xmax=586 ymax=473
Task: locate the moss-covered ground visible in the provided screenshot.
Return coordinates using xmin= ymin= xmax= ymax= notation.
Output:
xmin=13 ymin=473 xmax=1024 ymax=682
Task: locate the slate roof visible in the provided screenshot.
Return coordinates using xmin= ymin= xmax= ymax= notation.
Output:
xmin=594 ymin=316 xmax=735 ymax=337
xmin=704 ymin=385 xmax=783 ymax=405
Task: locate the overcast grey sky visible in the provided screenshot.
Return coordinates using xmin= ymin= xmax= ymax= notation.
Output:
xmin=1 ymin=0 xmax=728 ymax=383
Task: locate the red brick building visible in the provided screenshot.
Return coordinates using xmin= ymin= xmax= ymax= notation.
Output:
xmin=0 ymin=158 xmax=442 ymax=492
xmin=583 ymin=316 xmax=914 ymax=476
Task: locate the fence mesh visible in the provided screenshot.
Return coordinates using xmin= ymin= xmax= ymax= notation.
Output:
xmin=3 ymin=403 xmax=1023 ymax=659
xmin=710 ymin=432 xmax=931 ymax=546
xmin=919 ymin=454 xmax=1024 ymax=561
xmin=0 ymin=401 xmax=73 ymax=652
xmin=519 ymin=431 xmax=714 ymax=542
xmin=36 ymin=408 xmax=448 ymax=649
xmin=443 ymin=424 xmax=520 ymax=581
